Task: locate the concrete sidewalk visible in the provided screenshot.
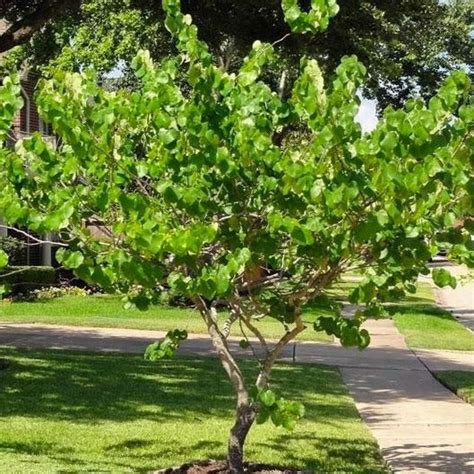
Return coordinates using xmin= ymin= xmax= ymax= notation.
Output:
xmin=1 ymin=319 xmax=473 ymax=473
xmin=432 ymin=263 xmax=474 ymax=331
xmin=339 ymin=320 xmax=474 ymax=474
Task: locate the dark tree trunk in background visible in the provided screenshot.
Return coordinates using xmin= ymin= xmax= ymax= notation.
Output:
xmin=0 ymin=0 xmax=82 ymax=53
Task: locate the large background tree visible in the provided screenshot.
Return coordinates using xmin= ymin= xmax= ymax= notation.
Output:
xmin=0 ymin=0 xmax=81 ymax=52
xmin=1 ymin=0 xmax=473 ymax=471
xmin=1 ymin=0 xmax=472 ymax=110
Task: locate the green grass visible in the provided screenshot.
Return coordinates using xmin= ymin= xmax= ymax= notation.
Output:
xmin=392 ymin=304 xmax=474 ymax=351
xmin=2 ymin=279 xmax=470 ymax=351
xmin=0 ymin=294 xmax=333 ymax=342
xmin=0 ymin=279 xmax=433 ymax=343
xmin=362 ymin=281 xmax=474 ymax=351
xmin=434 ymin=371 xmax=474 ymax=405
xmin=399 ymin=282 xmax=436 ymax=304
xmin=0 ymin=348 xmax=386 ymax=472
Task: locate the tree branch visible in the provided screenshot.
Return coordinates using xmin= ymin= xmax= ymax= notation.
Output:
xmin=0 ymin=225 xmax=68 ymax=247
xmin=241 ymin=313 xmax=269 ymax=355
xmin=0 ymin=0 xmax=83 ymax=53
xmin=256 ymin=314 xmax=305 ymax=390
xmin=194 ymin=295 xmax=249 ymax=408
xmin=238 ymin=317 xmax=262 ymax=364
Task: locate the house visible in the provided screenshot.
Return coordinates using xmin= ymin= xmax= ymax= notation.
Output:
xmin=0 ymin=18 xmax=55 ymax=267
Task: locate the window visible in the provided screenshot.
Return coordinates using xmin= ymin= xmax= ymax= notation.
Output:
xmin=39 ymin=117 xmax=51 ymax=135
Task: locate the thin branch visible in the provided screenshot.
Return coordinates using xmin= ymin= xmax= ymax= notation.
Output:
xmin=238 ymin=316 xmax=262 ymax=364
xmin=0 ymin=226 xmax=68 ymax=247
xmin=278 ymin=70 xmax=287 ymax=99
xmin=271 ymin=33 xmax=291 ymax=47
xmin=237 ymin=270 xmax=287 ymax=296
xmin=221 ymin=309 xmax=239 ymax=339
xmin=241 ymin=313 xmax=269 ymax=355
xmin=0 ymin=268 xmax=32 ymax=279
xmin=256 ymin=314 xmax=306 ymax=390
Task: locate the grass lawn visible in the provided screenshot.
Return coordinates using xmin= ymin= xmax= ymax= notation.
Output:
xmin=0 ymin=348 xmax=387 ymax=472
xmin=0 ymin=279 xmax=432 ymax=342
xmin=0 ymin=294 xmax=333 ymax=342
xmin=434 ymin=371 xmax=474 ymax=405
xmin=1 ymin=279 xmax=471 ymax=350
xmin=392 ymin=304 xmax=474 ymax=351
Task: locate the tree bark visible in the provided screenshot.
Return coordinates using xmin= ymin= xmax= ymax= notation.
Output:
xmin=194 ymin=297 xmax=254 ymax=472
xmin=228 ymin=403 xmax=256 ymax=473
xmin=194 ymin=298 xmax=305 ymax=472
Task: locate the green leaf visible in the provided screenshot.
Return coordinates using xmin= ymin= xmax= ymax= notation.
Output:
xmin=144 ymin=329 xmax=188 ymax=361
xmin=282 ymin=417 xmax=297 ymax=431
xmin=380 ymin=131 xmax=398 ymax=152
xmin=405 ymin=227 xmax=420 ymax=238
xmin=358 ymin=329 xmax=371 ymax=349
xmin=0 ymin=250 xmax=8 ymax=269
xmin=289 ymin=401 xmax=305 ymax=418
xmin=256 ymin=408 xmax=271 ymax=425
xmin=0 ymin=284 xmax=10 ymax=298
xmin=56 ymin=249 xmax=84 ymax=269
xmin=260 ymin=390 xmax=277 ymax=407
xmin=239 ymin=339 xmax=250 ymax=349
xmin=432 ymin=268 xmax=457 ymax=289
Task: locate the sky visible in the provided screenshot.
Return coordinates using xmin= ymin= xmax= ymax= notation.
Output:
xmin=356 ymin=98 xmax=378 ymax=133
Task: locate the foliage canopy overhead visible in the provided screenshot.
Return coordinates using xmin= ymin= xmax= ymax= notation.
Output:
xmin=1 ymin=0 xmax=473 ymax=110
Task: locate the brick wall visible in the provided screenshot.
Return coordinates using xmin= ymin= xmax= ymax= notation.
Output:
xmin=1 ymin=19 xmax=54 ymax=266
xmin=1 ymin=19 xmax=44 ymax=136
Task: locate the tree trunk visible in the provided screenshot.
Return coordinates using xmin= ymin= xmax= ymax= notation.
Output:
xmin=228 ymin=403 xmax=256 ymax=473
xmin=193 ymin=298 xmax=255 ymax=473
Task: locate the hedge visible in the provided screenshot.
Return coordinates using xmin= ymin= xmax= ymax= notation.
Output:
xmin=0 ymin=266 xmax=56 ymax=294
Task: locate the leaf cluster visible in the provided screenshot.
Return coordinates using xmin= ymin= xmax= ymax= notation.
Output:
xmin=2 ymin=0 xmax=472 ymax=112
xmin=251 ymin=386 xmax=305 ymax=431
xmin=144 ymin=329 xmax=188 ymax=360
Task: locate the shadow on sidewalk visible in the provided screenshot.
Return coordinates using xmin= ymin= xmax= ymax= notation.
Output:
xmin=382 ymin=443 xmax=474 ymax=472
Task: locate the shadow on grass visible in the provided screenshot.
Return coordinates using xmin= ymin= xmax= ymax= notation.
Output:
xmin=257 ymin=434 xmax=385 ymax=474
xmin=0 ymin=349 xmax=350 ymax=424
xmin=387 ymin=304 xmax=451 ymax=318
xmin=0 ymin=440 xmax=71 ymax=456
xmin=0 ymin=437 xmax=386 ymax=473
xmin=0 ymin=435 xmax=385 ymax=473
xmin=0 ymin=348 xmax=387 ymax=472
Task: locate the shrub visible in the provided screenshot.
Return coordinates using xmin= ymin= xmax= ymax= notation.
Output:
xmin=0 ymin=266 xmax=56 ymax=295
xmin=0 ymin=236 xmax=25 ymax=262
xmin=25 ymin=285 xmax=89 ymax=301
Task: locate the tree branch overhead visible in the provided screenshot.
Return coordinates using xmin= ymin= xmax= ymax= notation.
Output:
xmin=0 ymin=0 xmax=82 ymax=53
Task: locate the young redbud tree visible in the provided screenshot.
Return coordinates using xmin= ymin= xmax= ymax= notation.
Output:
xmin=0 ymin=0 xmax=472 ymax=470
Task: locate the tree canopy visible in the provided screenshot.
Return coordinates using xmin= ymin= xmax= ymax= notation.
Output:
xmin=1 ymin=0 xmax=473 ymax=110
xmin=1 ymin=0 xmax=473 ymax=470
